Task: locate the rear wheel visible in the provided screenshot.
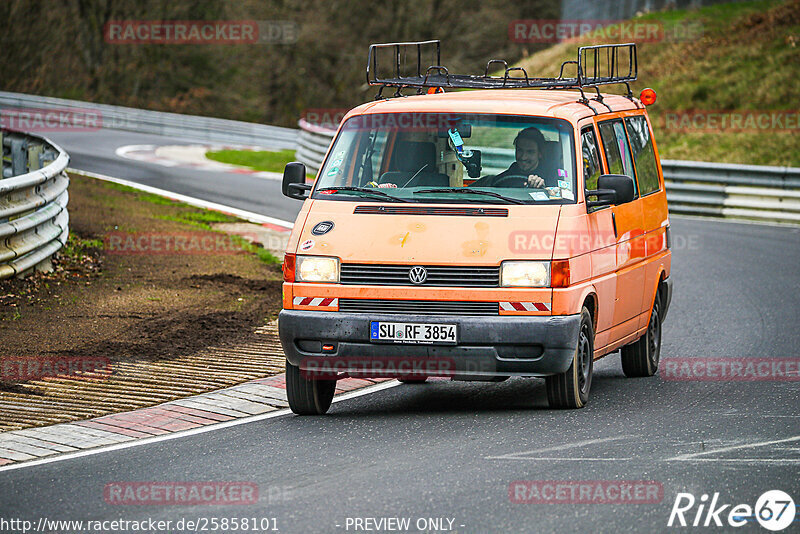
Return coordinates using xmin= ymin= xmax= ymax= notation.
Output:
xmin=286 ymin=360 xmax=336 ymax=415
xmin=546 ymin=307 xmax=594 ymax=409
xmin=621 ymin=291 xmax=662 ymax=377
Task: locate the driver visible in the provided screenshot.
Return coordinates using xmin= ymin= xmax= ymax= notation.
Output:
xmin=470 ymin=127 xmax=555 ymax=188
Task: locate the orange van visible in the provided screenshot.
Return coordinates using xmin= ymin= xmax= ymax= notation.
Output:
xmin=279 ymin=41 xmax=672 ymax=414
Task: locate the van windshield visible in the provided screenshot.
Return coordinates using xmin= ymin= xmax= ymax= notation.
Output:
xmin=313 ymin=113 xmax=577 ymax=204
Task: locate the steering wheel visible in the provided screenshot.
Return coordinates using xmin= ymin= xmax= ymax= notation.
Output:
xmin=492 ymin=174 xmax=531 ymax=188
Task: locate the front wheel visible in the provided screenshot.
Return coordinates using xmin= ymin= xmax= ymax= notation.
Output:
xmin=546 ymin=307 xmax=594 ymax=409
xmin=621 ymin=292 xmax=662 ymax=377
xmin=286 ymin=360 xmax=336 ymax=415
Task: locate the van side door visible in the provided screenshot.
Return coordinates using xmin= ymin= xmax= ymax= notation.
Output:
xmin=579 ymin=122 xmax=616 ymax=351
xmin=623 ymin=113 xmax=670 ymax=327
xmin=597 ymin=118 xmax=646 ymax=340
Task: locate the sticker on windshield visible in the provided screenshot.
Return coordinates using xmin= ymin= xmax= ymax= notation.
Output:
xmin=326 ymin=167 xmax=340 ymax=177
xmin=529 ymin=191 xmax=549 ymax=201
xmin=557 ymin=168 xmax=567 ymax=178
xmin=558 ymin=179 xmax=570 ymax=190
xmin=561 ymin=189 xmax=575 ymax=201
xmin=545 ymin=187 xmax=562 ymax=199
xmin=330 ymin=152 xmax=345 ymax=166
xmin=300 ymin=239 xmax=315 ymax=251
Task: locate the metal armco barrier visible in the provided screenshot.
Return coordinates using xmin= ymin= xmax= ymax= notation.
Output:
xmin=296 ymin=119 xmax=335 ymax=175
xmin=297 ymin=119 xmax=800 ymax=225
xmin=0 ymin=130 xmax=70 ymax=279
xmin=0 ymin=91 xmax=298 ymax=150
xmin=661 ymin=160 xmax=800 ymax=224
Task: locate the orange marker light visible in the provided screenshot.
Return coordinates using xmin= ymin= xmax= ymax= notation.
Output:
xmin=283 ymin=253 xmax=296 ymax=283
xmin=640 ymin=88 xmax=657 ymax=106
xmin=551 ymin=260 xmax=571 ymax=288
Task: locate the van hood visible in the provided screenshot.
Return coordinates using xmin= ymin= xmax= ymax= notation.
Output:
xmin=292 ymin=200 xmax=561 ymax=263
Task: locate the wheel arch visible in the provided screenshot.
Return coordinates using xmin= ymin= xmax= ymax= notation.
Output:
xmin=579 ymin=287 xmax=599 ymax=333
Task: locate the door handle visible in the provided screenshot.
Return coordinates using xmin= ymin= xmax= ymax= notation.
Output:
xmin=611 ymin=212 xmax=618 ymax=239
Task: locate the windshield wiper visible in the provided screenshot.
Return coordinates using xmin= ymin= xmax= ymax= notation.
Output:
xmin=316 ymin=187 xmax=412 ymax=203
xmin=414 ymin=188 xmax=524 ymax=205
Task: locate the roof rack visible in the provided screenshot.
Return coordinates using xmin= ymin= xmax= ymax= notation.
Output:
xmin=366 ymin=40 xmax=637 ymax=103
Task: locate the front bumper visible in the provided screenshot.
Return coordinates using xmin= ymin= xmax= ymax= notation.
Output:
xmin=278 ymin=310 xmax=581 ymax=379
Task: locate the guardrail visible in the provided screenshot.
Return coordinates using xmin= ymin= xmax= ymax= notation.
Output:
xmin=0 ymin=91 xmax=298 ymax=150
xmin=296 ymin=119 xmax=335 ymax=175
xmin=296 ymin=119 xmax=800 ymax=225
xmin=0 ymin=129 xmax=70 ymax=279
xmin=661 ymin=160 xmax=800 ymax=224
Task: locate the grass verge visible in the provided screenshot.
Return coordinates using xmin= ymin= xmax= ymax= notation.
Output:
xmin=0 ymin=174 xmax=286 ymax=431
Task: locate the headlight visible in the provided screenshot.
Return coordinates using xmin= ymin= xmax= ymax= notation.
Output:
xmin=501 ymin=261 xmax=550 ymax=287
xmin=296 ymin=256 xmax=340 ymax=283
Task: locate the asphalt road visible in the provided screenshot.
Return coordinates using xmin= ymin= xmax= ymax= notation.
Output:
xmin=2 ymin=130 xmax=799 ymax=533
xmin=45 ymin=129 xmax=304 ymax=223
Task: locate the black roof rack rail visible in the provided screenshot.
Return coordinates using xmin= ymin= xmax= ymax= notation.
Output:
xmin=366 ymin=40 xmax=637 ymax=98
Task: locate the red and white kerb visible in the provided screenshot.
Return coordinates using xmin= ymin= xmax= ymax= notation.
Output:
xmin=500 ymin=301 xmax=551 ymax=312
xmin=293 ymin=297 xmax=338 ymax=307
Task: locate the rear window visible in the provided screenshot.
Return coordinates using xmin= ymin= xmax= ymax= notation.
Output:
xmin=625 ymin=115 xmax=661 ymax=195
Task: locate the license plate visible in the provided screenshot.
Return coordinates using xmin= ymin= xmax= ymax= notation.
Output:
xmin=370 ymin=321 xmax=457 ymax=345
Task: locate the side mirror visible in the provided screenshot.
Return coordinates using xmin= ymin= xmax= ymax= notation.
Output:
xmin=585 ymin=174 xmax=635 ymax=209
xmin=282 ymin=162 xmax=312 ymax=200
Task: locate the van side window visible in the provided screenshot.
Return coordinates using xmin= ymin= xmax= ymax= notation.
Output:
xmin=580 ymin=127 xmax=602 ymax=191
xmin=598 ymin=119 xmax=638 ymax=196
xmin=624 ymin=115 xmax=660 ymax=195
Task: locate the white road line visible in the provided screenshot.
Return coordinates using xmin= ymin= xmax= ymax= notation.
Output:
xmin=0 ymin=380 xmax=400 ymax=473
xmin=664 ymin=435 xmax=800 ymax=461
xmin=485 ymin=435 xmax=632 ymax=460
xmin=68 ymin=168 xmax=294 ymax=229
xmin=489 ymin=457 xmax=635 ymax=462
xmin=667 ymin=459 xmax=800 ymax=464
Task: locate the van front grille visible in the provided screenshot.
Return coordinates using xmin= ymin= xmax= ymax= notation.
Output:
xmin=338 ymin=299 xmax=499 ymax=316
xmin=340 ymin=264 xmax=500 ymax=287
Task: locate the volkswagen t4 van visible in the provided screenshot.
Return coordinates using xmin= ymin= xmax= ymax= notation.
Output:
xmin=279 ymin=41 xmax=672 ymax=414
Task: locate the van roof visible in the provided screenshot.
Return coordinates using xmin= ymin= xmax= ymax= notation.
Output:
xmin=348 ymin=89 xmax=643 ymax=124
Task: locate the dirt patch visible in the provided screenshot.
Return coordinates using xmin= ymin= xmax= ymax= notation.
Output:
xmin=0 ymin=174 xmax=287 ymax=430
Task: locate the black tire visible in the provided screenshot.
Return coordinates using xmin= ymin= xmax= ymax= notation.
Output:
xmin=621 ymin=291 xmax=662 ymax=377
xmin=546 ymin=307 xmax=594 ymax=409
xmin=285 ymin=359 xmax=336 ymax=415
xmin=397 ymin=377 xmax=427 ymax=384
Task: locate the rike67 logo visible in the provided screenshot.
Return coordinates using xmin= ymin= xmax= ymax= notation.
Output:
xmin=668 ymin=490 xmax=795 ymax=531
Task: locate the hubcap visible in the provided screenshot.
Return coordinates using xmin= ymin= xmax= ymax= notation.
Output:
xmin=577 ymin=323 xmax=591 ymax=393
xmin=648 ymin=305 xmax=661 ymax=366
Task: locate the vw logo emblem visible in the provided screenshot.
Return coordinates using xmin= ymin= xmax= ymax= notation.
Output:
xmin=408 ymin=266 xmax=428 ymax=285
